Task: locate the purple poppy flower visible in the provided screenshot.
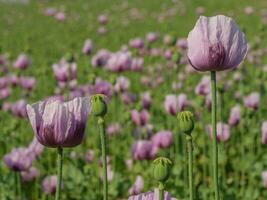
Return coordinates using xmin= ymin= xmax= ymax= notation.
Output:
xmin=195 ymin=75 xmax=210 ymax=96
xmin=52 ymin=59 xmax=77 ymax=83
xmin=4 ymin=148 xmax=34 ymax=171
xmin=0 ymin=87 xmax=11 ymax=100
xmin=228 ymin=105 xmax=241 ymax=126
xmin=132 ymin=140 xmax=157 ymax=160
xmin=0 ymin=77 xmax=9 ymax=89
xmin=98 ymin=14 xmax=108 ymax=24
xmin=44 ymin=7 xmax=57 ymax=16
xmin=129 ymin=38 xmax=144 ymax=49
xmin=94 ymin=79 xmax=113 ymax=98
xmin=107 ymin=123 xmax=121 ymax=136
xmin=42 ymin=175 xmax=63 ymax=195
xmin=26 ymin=97 xmax=91 ymax=148
xmin=131 ymin=109 xmax=149 ymax=127
xmin=82 ymin=39 xmax=93 ymax=55
xmin=146 ymin=32 xmax=159 ymax=43
xmin=13 ymin=54 xmax=31 ymax=70
xmin=85 ymin=150 xmax=94 ymax=163
xmin=261 ymin=121 xmax=267 ymax=144
xmin=28 ymin=137 xmax=44 ymax=158
xmin=128 ymin=189 xmax=174 ymax=200
xmin=129 ymin=175 xmax=144 ymax=195
xmin=106 ymin=52 xmax=132 ymax=72
xmin=21 ymin=167 xmax=40 ymax=182
xmin=121 ymin=92 xmax=137 ymax=105
xmin=176 ymin=38 xmax=188 ymax=50
xmin=131 ymin=58 xmax=144 ymax=71
xmin=262 ymin=171 xmax=267 ymax=188
xmin=11 ymin=99 xmax=28 ymax=118
xmin=54 ymin=11 xmax=66 ymax=21
xmin=243 ymin=92 xmax=260 ymax=110
xmin=141 ymin=92 xmax=152 ymax=109
xmin=20 ymin=77 xmax=36 ymax=91
xmin=114 ymin=76 xmax=130 ymax=93
xmin=207 ymin=122 xmax=231 ymax=142
xmin=8 ymin=74 xmax=19 ymax=86
xmin=91 ymin=49 xmax=111 ymax=67
xmin=164 ymin=94 xmax=188 ymax=116
xmin=151 ymin=131 xmax=173 ymax=149
xmin=187 ymin=15 xmax=247 ymax=71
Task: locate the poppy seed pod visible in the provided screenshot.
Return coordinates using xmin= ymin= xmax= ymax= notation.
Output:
xmin=91 ymin=94 xmax=107 ymax=117
xmin=177 ymin=111 xmax=194 ymax=135
xmin=153 ymin=157 xmax=172 ymax=183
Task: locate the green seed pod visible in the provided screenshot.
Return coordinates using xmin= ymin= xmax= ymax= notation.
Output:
xmin=153 ymin=157 xmax=172 ymax=183
xmin=177 ymin=111 xmax=194 ymax=135
xmin=91 ymin=94 xmax=107 ymax=117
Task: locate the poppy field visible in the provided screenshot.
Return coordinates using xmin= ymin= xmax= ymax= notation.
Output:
xmin=1 ymin=0 xmax=267 ymax=199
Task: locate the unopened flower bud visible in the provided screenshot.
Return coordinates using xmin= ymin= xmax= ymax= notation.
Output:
xmin=153 ymin=157 xmax=172 ymax=183
xmin=177 ymin=111 xmax=194 ymax=135
xmin=91 ymin=94 xmax=107 ymax=117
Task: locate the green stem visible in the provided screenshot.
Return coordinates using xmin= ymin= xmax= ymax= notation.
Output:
xmin=211 ymin=71 xmax=219 ymax=200
xmin=55 ymin=147 xmax=63 ymax=200
xmin=98 ymin=117 xmax=108 ymax=200
xmin=159 ymin=182 xmax=164 ymax=200
xmin=16 ymin=172 xmax=21 ymax=200
xmin=186 ymin=135 xmax=194 ymax=200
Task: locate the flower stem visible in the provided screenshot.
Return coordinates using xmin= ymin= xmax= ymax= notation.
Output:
xmin=55 ymin=147 xmax=63 ymax=200
xmin=98 ymin=117 xmax=108 ymax=200
xmin=16 ymin=172 xmax=21 ymax=200
xmin=210 ymin=71 xmax=219 ymax=200
xmin=159 ymin=182 xmax=164 ymax=200
xmin=186 ymin=135 xmax=194 ymax=200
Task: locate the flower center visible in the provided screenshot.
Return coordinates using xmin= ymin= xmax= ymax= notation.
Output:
xmin=208 ymin=42 xmax=225 ymax=67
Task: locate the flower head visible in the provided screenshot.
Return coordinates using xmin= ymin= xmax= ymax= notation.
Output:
xmin=187 ymin=15 xmax=247 ymax=71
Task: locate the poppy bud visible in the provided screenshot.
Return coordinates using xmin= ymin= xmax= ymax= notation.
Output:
xmin=153 ymin=157 xmax=172 ymax=183
xmin=91 ymin=94 xmax=107 ymax=117
xmin=177 ymin=111 xmax=194 ymax=135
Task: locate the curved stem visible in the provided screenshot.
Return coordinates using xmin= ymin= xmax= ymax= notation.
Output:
xmin=211 ymin=71 xmax=219 ymax=200
xmin=186 ymin=135 xmax=194 ymax=200
xmin=99 ymin=117 xmax=108 ymax=200
xmin=55 ymin=147 xmax=63 ymax=200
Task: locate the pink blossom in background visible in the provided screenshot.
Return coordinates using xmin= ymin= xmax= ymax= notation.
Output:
xmin=42 ymin=175 xmax=63 ymax=195
xmin=228 ymin=105 xmax=241 ymax=126
xmin=131 ymin=109 xmax=149 ymax=126
xmin=129 ymin=175 xmax=144 ymax=195
xmin=129 ymin=38 xmax=144 ymax=49
xmin=261 ymin=121 xmax=267 ymax=144
xmin=82 ymin=39 xmax=93 ymax=55
xmin=114 ymin=76 xmax=130 ymax=93
xmin=85 ymin=150 xmax=94 ymax=163
xmin=107 ymin=123 xmax=121 ymax=136
xmin=151 ymin=131 xmax=173 ymax=149
xmin=13 ymin=54 xmax=31 ymax=70
xmin=98 ymin=14 xmax=108 ymax=24
xmin=54 ymin=11 xmax=66 ymax=21
xmin=146 ymin=32 xmax=159 ymax=43
xmin=195 ymin=75 xmax=210 ymax=96
xmin=91 ymin=49 xmax=111 ymax=67
xmin=262 ymin=171 xmax=267 ymax=188
xmin=0 ymin=87 xmax=11 ymax=100
xmin=208 ymin=122 xmax=231 ymax=142
xmin=243 ymin=92 xmax=260 ymax=110
xmin=106 ymin=51 xmax=132 ymax=72
xmin=21 ymin=167 xmax=40 ymax=182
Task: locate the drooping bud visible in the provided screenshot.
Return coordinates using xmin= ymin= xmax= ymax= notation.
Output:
xmin=177 ymin=111 xmax=194 ymax=135
xmin=91 ymin=94 xmax=107 ymax=117
xmin=153 ymin=157 xmax=172 ymax=183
